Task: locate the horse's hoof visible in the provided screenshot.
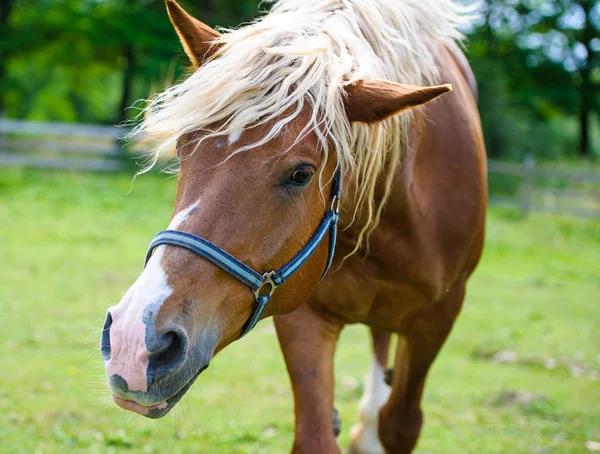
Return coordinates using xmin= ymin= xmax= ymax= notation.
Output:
xmin=332 ymin=407 xmax=341 ymax=437
xmin=384 ymin=368 xmax=393 ymax=386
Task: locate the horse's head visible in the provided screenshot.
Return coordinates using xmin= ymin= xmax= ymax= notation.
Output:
xmin=101 ymin=0 xmax=451 ymax=418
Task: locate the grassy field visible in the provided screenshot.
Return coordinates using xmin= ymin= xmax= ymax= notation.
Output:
xmin=0 ymin=168 xmax=598 ymax=454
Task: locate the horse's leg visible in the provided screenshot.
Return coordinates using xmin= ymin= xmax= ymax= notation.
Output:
xmin=275 ymin=303 xmax=343 ymax=454
xmin=378 ymin=282 xmax=465 ymax=454
xmin=348 ymin=329 xmax=392 ymax=454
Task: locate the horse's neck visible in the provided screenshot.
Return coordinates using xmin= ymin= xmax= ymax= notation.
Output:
xmin=339 ymin=117 xmax=421 ymax=238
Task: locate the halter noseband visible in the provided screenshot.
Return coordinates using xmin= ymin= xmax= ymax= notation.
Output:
xmin=144 ymin=169 xmax=341 ymax=337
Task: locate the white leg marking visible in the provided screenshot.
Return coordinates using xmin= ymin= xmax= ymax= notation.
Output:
xmin=106 ymin=201 xmax=199 ymax=392
xmin=348 ymin=358 xmax=391 ymax=454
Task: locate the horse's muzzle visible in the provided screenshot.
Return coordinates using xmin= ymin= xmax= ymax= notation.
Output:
xmin=101 ymin=308 xmax=213 ymax=417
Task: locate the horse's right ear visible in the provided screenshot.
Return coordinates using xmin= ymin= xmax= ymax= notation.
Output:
xmin=166 ymin=0 xmax=222 ymax=69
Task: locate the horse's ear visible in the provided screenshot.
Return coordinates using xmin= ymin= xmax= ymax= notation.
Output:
xmin=166 ymin=0 xmax=221 ymax=69
xmin=344 ymin=80 xmax=452 ymax=123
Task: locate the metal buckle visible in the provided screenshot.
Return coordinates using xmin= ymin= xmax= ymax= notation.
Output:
xmin=330 ymin=195 xmax=340 ymax=213
xmin=252 ymin=271 xmax=279 ymax=301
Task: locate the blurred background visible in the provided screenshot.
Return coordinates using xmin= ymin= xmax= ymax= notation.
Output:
xmin=1 ymin=0 xmax=599 ymax=159
xmin=0 ymin=1 xmax=599 ymax=453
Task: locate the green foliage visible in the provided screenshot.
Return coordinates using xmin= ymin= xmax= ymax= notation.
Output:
xmin=0 ymin=168 xmax=598 ymax=452
xmin=466 ymin=0 xmax=600 ymax=158
xmin=0 ymin=0 xmax=598 ymax=157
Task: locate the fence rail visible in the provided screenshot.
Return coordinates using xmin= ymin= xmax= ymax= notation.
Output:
xmin=488 ymin=159 xmax=600 ymax=182
xmin=0 ymin=152 xmax=123 ymax=171
xmin=0 ymin=119 xmax=124 ymax=139
xmin=488 ymin=156 xmax=600 ymax=219
xmin=1 ymin=119 xmax=599 ymax=218
xmin=0 ymin=118 xmax=132 ymax=171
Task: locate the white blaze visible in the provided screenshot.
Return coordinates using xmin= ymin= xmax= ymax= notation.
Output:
xmin=106 ymin=201 xmax=199 ymax=392
xmin=168 ymin=200 xmax=199 ymax=230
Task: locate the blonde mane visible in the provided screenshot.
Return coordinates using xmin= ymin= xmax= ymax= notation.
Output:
xmin=134 ymin=0 xmax=464 ymax=251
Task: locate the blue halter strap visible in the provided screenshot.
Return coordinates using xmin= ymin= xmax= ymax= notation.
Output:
xmin=145 ymin=170 xmax=341 ymax=337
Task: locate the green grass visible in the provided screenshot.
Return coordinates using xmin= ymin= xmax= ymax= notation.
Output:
xmin=0 ymin=168 xmax=599 ymax=454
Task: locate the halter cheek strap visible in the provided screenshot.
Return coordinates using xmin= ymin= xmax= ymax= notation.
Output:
xmin=145 ymin=170 xmax=341 ymax=337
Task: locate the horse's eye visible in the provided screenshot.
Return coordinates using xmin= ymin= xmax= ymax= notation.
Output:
xmin=288 ymin=166 xmax=315 ymax=186
xmin=176 ymin=142 xmax=181 ymax=157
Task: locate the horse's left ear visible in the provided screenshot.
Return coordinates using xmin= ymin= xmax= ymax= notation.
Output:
xmin=344 ymin=79 xmax=452 ymax=123
xmin=166 ymin=0 xmax=222 ymax=69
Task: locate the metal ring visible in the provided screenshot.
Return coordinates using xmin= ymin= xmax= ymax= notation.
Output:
xmin=252 ymin=271 xmax=279 ymax=301
xmin=330 ymin=195 xmax=340 ymax=213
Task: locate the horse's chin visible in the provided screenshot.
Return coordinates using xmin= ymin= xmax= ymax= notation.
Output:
xmin=113 ymin=395 xmax=169 ymax=417
xmin=113 ymin=365 xmax=207 ymax=419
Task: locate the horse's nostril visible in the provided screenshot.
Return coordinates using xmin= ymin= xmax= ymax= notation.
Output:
xmin=101 ymin=311 xmax=113 ymax=361
xmin=147 ymin=329 xmax=188 ymax=379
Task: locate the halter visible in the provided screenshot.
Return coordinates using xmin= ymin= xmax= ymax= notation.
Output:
xmin=145 ymin=169 xmax=341 ymax=337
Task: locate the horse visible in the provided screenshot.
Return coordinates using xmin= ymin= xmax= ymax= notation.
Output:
xmin=100 ymin=0 xmax=487 ymax=452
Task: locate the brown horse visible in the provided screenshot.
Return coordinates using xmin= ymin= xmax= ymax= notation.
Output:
xmin=100 ymin=0 xmax=487 ymax=452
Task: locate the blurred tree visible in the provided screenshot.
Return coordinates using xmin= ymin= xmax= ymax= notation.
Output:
xmin=468 ymin=0 xmax=599 ymax=157
xmin=1 ymin=0 xmax=18 ymax=116
xmin=0 ymin=0 xmax=598 ymax=160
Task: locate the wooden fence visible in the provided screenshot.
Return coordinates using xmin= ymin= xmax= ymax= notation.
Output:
xmin=0 ymin=118 xmax=133 ymax=171
xmin=488 ymin=156 xmax=600 ymax=218
xmin=1 ymin=119 xmax=599 ymax=218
